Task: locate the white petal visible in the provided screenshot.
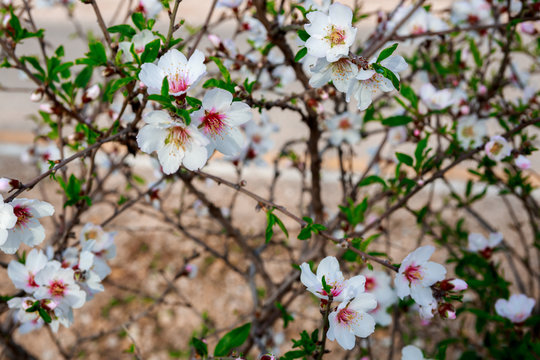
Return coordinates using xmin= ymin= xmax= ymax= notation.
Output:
xmin=305 ymin=11 xmax=330 ymax=36
xmin=213 ymin=127 xmax=244 ymax=156
xmin=305 ymin=38 xmax=331 ymax=59
xmin=157 ymin=142 xmax=184 ymax=174
xmin=227 ymin=102 xmax=252 ymax=126
xmin=203 ymin=88 xmax=232 ymax=112
xmin=350 ymin=311 xmax=375 ymax=338
xmin=410 ymin=283 xmax=434 ymax=306
xmin=329 ymin=3 xmax=353 ymax=27
xmin=381 ymin=55 xmax=408 ymax=73
xmin=139 ymin=63 xmax=165 ymax=94
xmin=309 ymin=66 xmax=332 ymax=88
xmin=421 ymin=261 xmax=446 ymax=286
xmin=187 ymin=49 xmax=207 ymax=85
xmin=394 ymin=273 xmax=410 ymax=299
xmin=410 ymin=245 xmax=435 ymax=264
xmin=137 ymin=125 xmax=167 ymax=154
xmin=158 ymin=49 xmax=187 ymax=74
xmin=182 ymin=145 xmax=208 ymax=171
xmin=300 ymin=262 xmax=320 ymax=289
xmin=316 ymin=256 xmax=340 ymax=279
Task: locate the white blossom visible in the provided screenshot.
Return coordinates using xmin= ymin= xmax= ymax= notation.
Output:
xmin=402 ymin=345 xmax=429 ymax=360
xmin=495 ymin=294 xmax=536 ymax=323
xmin=305 ymin=3 xmax=357 ymax=62
xmin=347 ymin=55 xmax=408 ymax=111
xmin=327 ymin=294 xmax=377 ymax=350
xmin=326 ymin=112 xmax=362 ymax=146
xmin=137 ymin=0 xmax=162 ymax=18
xmin=137 ymin=110 xmax=210 ymax=173
xmin=485 ymin=135 xmax=512 ymax=161
xmin=419 ymin=83 xmax=454 ymax=110
xmin=1 ymin=198 xmax=54 ymax=254
xmin=192 ymin=88 xmax=252 ymax=156
xmin=394 ymin=246 xmax=446 ymax=306
xmin=456 ymin=116 xmax=486 ymax=149
xmin=8 ymin=248 xmax=48 ymax=293
xmin=139 ymin=49 xmax=206 ymax=96
xmin=468 ymin=232 xmax=503 ymax=252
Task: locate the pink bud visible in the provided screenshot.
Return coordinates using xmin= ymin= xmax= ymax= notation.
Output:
xmin=449 ymin=278 xmax=468 ymax=291
xmin=30 ymin=90 xmax=43 ymax=102
xmin=0 ymin=177 xmax=10 ymax=191
xmin=84 ymin=84 xmax=100 ymax=101
xmin=460 ymin=105 xmax=470 ymax=115
xmin=478 ymin=84 xmax=487 ymax=95
xmin=413 ymin=129 xmax=421 ymax=137
xmin=39 ymin=103 xmax=53 ymax=114
xmin=515 ymin=155 xmax=531 ymax=170
xmin=417 ymin=178 xmax=425 ymax=186
xmin=519 ymin=22 xmax=536 ymax=35
xmin=445 ymin=310 xmax=456 ymax=320
xmin=208 ymin=34 xmax=221 ymax=47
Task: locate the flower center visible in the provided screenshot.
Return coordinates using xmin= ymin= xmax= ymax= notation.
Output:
xmin=338 ymin=118 xmax=352 ymax=130
xmin=252 ymin=134 xmax=262 ymax=144
xmin=27 ymin=274 xmax=39 ymax=288
xmin=167 ymin=72 xmax=189 ymax=94
xmin=461 ymin=125 xmax=475 ymax=138
xmin=85 ymin=229 xmax=98 ymax=240
xmin=166 ymin=126 xmax=191 ymax=150
xmin=201 ymin=110 xmax=226 ymax=137
xmin=365 ymin=276 xmax=376 ymax=291
xmin=404 ymin=264 xmax=423 ymax=283
xmin=467 ymin=14 xmax=479 ymax=25
xmin=320 ymin=280 xmax=344 ymax=297
xmin=337 ymin=307 xmax=356 ymax=324
xmin=13 ymin=205 xmax=32 ymax=228
xmin=326 ymin=26 xmax=346 ymax=47
xmin=411 ymin=24 xmax=426 ymax=35
xmin=49 ymin=280 xmax=67 ymax=297
xmin=489 ymin=142 xmax=503 ymax=155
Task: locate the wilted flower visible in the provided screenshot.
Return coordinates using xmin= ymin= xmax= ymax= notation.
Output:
xmin=495 ymin=294 xmax=535 ymax=323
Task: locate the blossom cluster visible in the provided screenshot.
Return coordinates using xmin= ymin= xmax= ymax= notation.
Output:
xmin=6 ymin=223 xmax=116 ymax=333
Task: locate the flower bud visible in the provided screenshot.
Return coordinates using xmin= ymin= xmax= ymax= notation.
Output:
xmin=30 ymin=89 xmax=44 ymax=102
xmin=478 ymin=84 xmax=487 ymax=96
xmin=82 ymin=84 xmax=100 ymax=103
xmin=515 ymin=155 xmax=531 ymax=170
xmin=438 ymin=303 xmax=456 ymax=319
xmin=449 ymin=278 xmax=468 ymax=291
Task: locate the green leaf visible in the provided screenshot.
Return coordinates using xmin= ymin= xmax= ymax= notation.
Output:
xmin=382 ymin=115 xmax=412 ymax=127
xmin=294 ymin=47 xmax=307 ymax=62
xmin=357 ymin=175 xmax=387 ymax=189
xmin=468 ymin=38 xmax=482 ymax=67
xmin=297 ymin=227 xmax=312 ymax=240
xmin=376 ymin=43 xmax=398 ymax=63
xmin=191 ymin=337 xmax=208 ymax=357
xmin=38 ymin=308 xmax=52 ymax=323
xmin=395 ymin=152 xmax=413 ymax=167
xmin=186 ymin=96 xmax=202 ymax=108
xmin=87 ymin=42 xmax=107 ymax=66
xmin=108 ymin=24 xmax=136 ymax=38
xmin=177 ymin=108 xmax=191 ymax=125
xmin=132 ymin=12 xmax=146 ymax=31
xmin=297 ymin=29 xmax=310 ymax=42
xmin=140 ymin=38 xmax=161 ymax=64
xmin=103 ymin=77 xmax=135 ymax=103
xmin=210 ymin=56 xmax=232 ymax=83
xmin=265 ymin=211 xmax=276 ymax=244
xmin=372 ymin=63 xmax=400 ymax=90
xmin=214 ymin=323 xmax=251 ymax=356
xmin=75 ymin=66 xmax=94 ymax=89
xmin=321 ymin=275 xmax=332 ymax=294
xmin=400 ymin=85 xmax=418 ymax=108
xmin=202 ymin=78 xmax=236 ymax=94
xmin=160 ymin=76 xmax=169 ymax=96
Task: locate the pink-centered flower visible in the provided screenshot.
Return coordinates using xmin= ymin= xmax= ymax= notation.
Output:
xmin=1 ymin=198 xmax=54 ymax=254
xmin=300 ymin=256 xmax=367 ymax=302
xmin=327 ymin=294 xmax=377 ymax=350
xmin=515 ymin=155 xmax=531 ymax=170
xmin=80 ymin=223 xmax=116 ymax=280
xmin=137 ymin=110 xmax=210 ymax=173
xmin=361 ymin=269 xmax=398 ymax=326
xmin=137 ymin=0 xmax=162 ymax=18
xmin=8 ymin=248 xmax=48 ymax=293
xmin=468 ymin=232 xmax=502 ymax=253
xmin=192 ymin=88 xmax=252 ymax=156
xmin=304 ymin=3 xmax=357 ymax=62
xmin=139 ymin=49 xmax=206 ymax=96
xmin=34 ymin=261 xmax=86 ymax=310
xmin=495 ymin=294 xmax=535 ymax=323
xmin=395 ymin=246 xmax=446 ymax=306
xmin=326 ymin=112 xmax=362 ymax=146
